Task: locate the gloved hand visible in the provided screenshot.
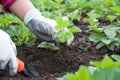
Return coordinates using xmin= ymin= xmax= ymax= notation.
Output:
xmin=0 ymin=30 xmax=18 ymax=76
xmin=23 ymin=8 xmax=73 ymax=46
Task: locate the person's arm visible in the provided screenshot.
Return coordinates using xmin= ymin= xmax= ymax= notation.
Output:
xmin=9 ymin=0 xmax=35 ymax=20
xmin=0 ymin=0 xmax=35 ymax=20
xmin=2 ymin=0 xmax=73 ymax=45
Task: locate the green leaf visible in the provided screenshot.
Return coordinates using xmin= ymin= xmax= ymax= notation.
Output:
xmin=55 ymin=25 xmax=63 ymax=32
xmin=65 ymin=32 xmax=74 ymax=40
xmin=107 ymin=43 xmax=116 ymax=51
xmin=91 ymin=67 xmax=120 ymax=80
xmin=59 ymin=36 xmax=67 ymax=43
xmin=66 ymin=73 xmax=76 ymax=80
xmin=89 ymin=32 xmax=105 ymax=42
xmin=56 ymin=31 xmax=64 ymax=38
xmin=104 ymin=0 xmax=115 ymax=6
xmin=55 ymin=17 xmax=70 ymax=31
xmin=96 ymin=42 xmax=105 ymax=49
xmin=55 ymin=17 xmax=64 ymax=27
xmin=56 ymin=32 xmax=66 ymax=43
xmin=69 ymin=27 xmax=82 ymax=33
xmin=102 ymin=38 xmax=111 ymax=45
xmin=42 ymin=11 xmax=51 ymax=18
xmin=38 ymin=42 xmax=59 ymax=51
xmin=68 ymin=9 xmax=80 ymax=20
xmin=55 ymin=0 xmax=63 ymax=4
xmin=104 ymin=26 xmax=117 ymax=39
xmin=57 ymin=73 xmax=76 ymax=80
xmin=90 ymin=55 xmax=120 ymax=69
xmin=75 ymin=66 xmax=91 ymax=80
xmin=107 ymin=15 xmax=116 ymax=22
xmin=87 ymin=12 xmax=100 ymax=19
xmin=110 ymin=6 xmax=120 ymax=13
xmin=111 ymin=55 xmax=120 ymax=62
xmin=21 ymin=32 xmax=28 ymax=44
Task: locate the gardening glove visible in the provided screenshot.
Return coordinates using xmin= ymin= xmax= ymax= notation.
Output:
xmin=23 ymin=8 xmax=74 ymax=46
xmin=0 ymin=30 xmax=18 ymax=76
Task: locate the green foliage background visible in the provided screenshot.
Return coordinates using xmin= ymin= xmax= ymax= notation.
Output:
xmin=0 ymin=0 xmax=120 ymax=49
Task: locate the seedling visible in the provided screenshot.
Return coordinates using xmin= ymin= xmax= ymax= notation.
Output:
xmin=55 ymin=16 xmax=81 ymax=43
xmin=1 ymin=14 xmax=37 ymax=46
xmin=89 ymin=25 xmax=120 ymax=50
xmin=107 ymin=15 xmax=117 ymax=24
xmin=85 ymin=11 xmax=102 ymax=33
xmin=38 ymin=16 xmax=81 ymax=50
xmin=38 ymin=42 xmax=59 ymax=51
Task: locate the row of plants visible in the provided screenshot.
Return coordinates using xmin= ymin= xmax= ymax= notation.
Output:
xmin=0 ymin=0 xmax=120 ymax=50
xmin=0 ymin=13 xmax=36 ymax=46
xmin=57 ymin=54 xmax=120 ymax=80
xmin=31 ymin=0 xmax=120 ymax=79
xmin=1 ymin=0 xmax=120 ymax=79
xmin=1 ymin=0 xmax=120 ymax=50
xmin=31 ymin=0 xmax=120 ymax=51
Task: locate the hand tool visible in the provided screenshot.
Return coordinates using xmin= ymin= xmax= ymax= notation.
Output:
xmin=17 ymin=58 xmax=40 ymax=79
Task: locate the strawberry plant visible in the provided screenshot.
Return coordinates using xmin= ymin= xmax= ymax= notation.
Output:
xmin=6 ymin=25 xmax=36 ymax=46
xmin=83 ymin=0 xmax=120 ymax=51
xmin=38 ymin=16 xmax=81 ymax=50
xmin=57 ymin=55 xmax=120 ymax=80
xmin=1 ymin=0 xmax=120 ymax=50
xmin=26 ymin=0 xmax=120 ymax=51
xmin=55 ymin=16 xmax=81 ymax=43
xmin=0 ymin=13 xmax=36 ymax=46
xmin=0 ymin=14 xmax=15 ymax=27
xmin=89 ymin=25 xmax=120 ymax=50
xmin=85 ymin=11 xmax=102 ymax=32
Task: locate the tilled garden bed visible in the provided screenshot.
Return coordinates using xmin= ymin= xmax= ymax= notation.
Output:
xmin=0 ymin=21 xmax=117 ymax=80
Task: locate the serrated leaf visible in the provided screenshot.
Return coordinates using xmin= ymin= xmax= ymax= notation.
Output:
xmin=69 ymin=27 xmax=82 ymax=33
xmin=87 ymin=12 xmax=100 ymax=19
xmin=38 ymin=42 xmax=59 ymax=51
xmin=68 ymin=9 xmax=80 ymax=20
xmin=102 ymin=38 xmax=111 ymax=45
xmin=110 ymin=6 xmax=120 ymax=13
xmin=107 ymin=15 xmax=116 ymax=22
xmin=59 ymin=36 xmax=67 ymax=43
xmin=111 ymin=55 xmax=120 ymax=62
xmin=56 ymin=32 xmax=66 ymax=43
xmin=56 ymin=31 xmax=64 ymax=38
xmin=96 ymin=42 xmax=105 ymax=49
xmin=55 ymin=17 xmax=64 ymax=27
xmin=55 ymin=25 xmax=63 ymax=32
xmin=75 ymin=66 xmax=90 ymax=80
xmin=104 ymin=27 xmax=117 ymax=39
xmin=91 ymin=55 xmax=120 ymax=69
xmin=89 ymin=32 xmax=105 ymax=42
xmin=66 ymin=32 xmax=73 ymax=40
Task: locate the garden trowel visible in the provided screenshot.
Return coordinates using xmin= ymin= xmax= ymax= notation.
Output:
xmin=17 ymin=58 xmax=40 ymax=79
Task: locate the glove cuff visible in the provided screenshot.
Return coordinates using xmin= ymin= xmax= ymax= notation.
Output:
xmin=23 ymin=8 xmax=42 ymax=25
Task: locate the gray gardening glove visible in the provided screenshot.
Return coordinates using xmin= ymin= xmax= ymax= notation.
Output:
xmin=0 ymin=30 xmax=18 ymax=76
xmin=24 ymin=8 xmax=73 ymax=46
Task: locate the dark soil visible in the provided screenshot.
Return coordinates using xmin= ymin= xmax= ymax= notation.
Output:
xmin=0 ymin=20 xmax=118 ymax=80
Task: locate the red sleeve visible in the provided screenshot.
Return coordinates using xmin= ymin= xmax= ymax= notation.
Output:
xmin=0 ymin=0 xmax=15 ymax=12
